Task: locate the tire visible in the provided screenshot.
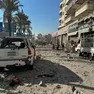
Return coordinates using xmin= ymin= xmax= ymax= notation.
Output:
xmin=89 ymin=54 xmax=93 ymax=61
xmin=29 ymin=65 xmax=33 ymax=70
xmin=24 ymin=64 xmax=33 ymax=70
xmin=79 ymin=52 xmax=82 ymax=56
xmin=25 ymin=57 xmax=34 ymax=70
xmin=77 ymin=50 xmax=80 ymax=54
xmin=0 ymin=67 xmax=4 ymax=72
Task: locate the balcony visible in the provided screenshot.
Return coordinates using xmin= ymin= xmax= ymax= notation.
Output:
xmin=60 ymin=1 xmax=63 ymax=7
xmin=58 ymin=23 xmax=65 ymax=30
xmin=59 ymin=17 xmax=62 ymax=22
xmin=59 ymin=9 xmax=62 ymax=14
xmin=65 ymin=16 xmax=75 ymax=24
xmin=65 ymin=8 xmax=75 ymax=17
xmin=66 ymin=0 xmax=71 ymax=5
xmin=58 ymin=26 xmax=68 ymax=35
xmin=66 ymin=0 xmax=85 ymax=12
xmin=75 ymin=2 xmax=94 ymax=17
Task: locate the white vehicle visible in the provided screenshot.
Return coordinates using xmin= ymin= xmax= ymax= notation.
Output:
xmin=0 ymin=37 xmax=36 ymax=68
xmin=79 ymin=32 xmax=94 ymax=60
xmin=75 ymin=43 xmax=81 ymax=53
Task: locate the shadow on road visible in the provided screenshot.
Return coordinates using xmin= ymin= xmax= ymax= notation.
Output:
xmin=0 ymin=59 xmax=94 ymax=91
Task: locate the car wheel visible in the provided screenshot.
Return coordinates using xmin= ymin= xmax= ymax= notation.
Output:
xmin=29 ymin=64 xmax=33 ymax=70
xmin=79 ymin=52 xmax=82 ymax=56
xmin=25 ymin=57 xmax=34 ymax=70
xmin=77 ymin=50 xmax=80 ymax=54
xmin=89 ymin=54 xmax=93 ymax=61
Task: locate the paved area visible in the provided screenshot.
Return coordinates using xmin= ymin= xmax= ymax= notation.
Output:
xmin=0 ymin=46 xmax=94 ymax=94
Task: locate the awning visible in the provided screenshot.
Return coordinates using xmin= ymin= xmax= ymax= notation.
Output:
xmin=68 ymin=31 xmax=78 ymax=36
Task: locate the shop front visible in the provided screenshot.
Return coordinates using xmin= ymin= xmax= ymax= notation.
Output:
xmin=57 ymin=26 xmax=68 ymax=48
xmin=68 ymin=21 xmax=79 ymax=43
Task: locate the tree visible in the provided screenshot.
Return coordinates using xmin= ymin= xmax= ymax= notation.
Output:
xmin=0 ymin=0 xmax=23 ymax=36
xmin=15 ymin=10 xmax=32 ymax=36
xmin=37 ymin=33 xmax=42 ymax=40
xmin=44 ymin=34 xmax=52 ymax=44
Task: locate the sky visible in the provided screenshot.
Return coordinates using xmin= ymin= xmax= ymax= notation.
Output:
xmin=0 ymin=0 xmax=60 ymax=35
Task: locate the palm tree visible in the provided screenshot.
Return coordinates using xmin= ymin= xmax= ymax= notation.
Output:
xmin=0 ymin=0 xmax=23 ymax=36
xmin=16 ymin=10 xmax=32 ymax=36
xmin=26 ymin=20 xmax=32 ymax=36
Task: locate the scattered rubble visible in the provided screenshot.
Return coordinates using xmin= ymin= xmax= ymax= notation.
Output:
xmin=37 ymin=73 xmax=54 ymax=78
xmin=55 ymin=85 xmax=61 ymax=89
xmin=72 ymin=86 xmax=84 ymax=94
xmin=24 ymin=83 xmax=32 ymax=87
xmin=0 ymin=74 xmax=5 ymax=79
xmin=6 ymin=90 xmax=19 ymax=94
xmin=9 ymin=76 xmax=22 ymax=88
xmin=36 ymin=54 xmax=42 ymax=60
xmin=0 ymin=88 xmax=6 ymax=92
xmin=0 ymin=49 xmax=93 ymax=94
xmin=4 ymin=68 xmax=9 ymax=72
xmin=39 ymin=81 xmax=47 ymax=87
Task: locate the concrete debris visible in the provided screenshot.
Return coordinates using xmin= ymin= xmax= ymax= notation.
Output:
xmin=9 ymin=77 xmax=21 ymax=87
xmin=0 ymin=74 xmax=5 ymax=79
xmin=4 ymin=68 xmax=9 ymax=72
xmin=0 ymin=88 xmax=6 ymax=92
xmin=39 ymin=81 xmax=46 ymax=87
xmin=56 ymin=85 xmax=61 ymax=89
xmin=38 ymin=73 xmax=54 ymax=78
xmin=72 ymin=86 xmax=84 ymax=94
xmin=56 ymin=53 xmax=60 ymax=55
xmin=6 ymin=90 xmax=19 ymax=94
xmin=73 ymin=90 xmax=84 ymax=94
xmin=6 ymin=75 xmax=15 ymax=81
xmin=36 ymin=54 xmax=41 ymax=60
xmin=83 ymin=71 xmax=89 ymax=77
xmin=24 ymin=83 xmax=32 ymax=87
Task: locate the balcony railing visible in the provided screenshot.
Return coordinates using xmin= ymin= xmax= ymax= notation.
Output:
xmin=65 ymin=15 xmax=75 ymax=24
xmin=66 ymin=0 xmax=78 ymax=12
xmin=75 ymin=2 xmax=94 ymax=17
xmin=59 ymin=17 xmax=62 ymax=22
xmin=58 ymin=23 xmax=65 ymax=29
xmin=59 ymin=9 xmax=62 ymax=14
xmin=66 ymin=0 xmax=71 ymax=5
xmin=60 ymin=0 xmax=63 ymax=7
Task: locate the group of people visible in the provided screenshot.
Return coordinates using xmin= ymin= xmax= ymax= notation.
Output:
xmin=52 ymin=40 xmax=78 ymax=53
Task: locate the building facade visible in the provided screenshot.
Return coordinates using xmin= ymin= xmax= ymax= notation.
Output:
xmin=57 ymin=0 xmax=94 ymax=47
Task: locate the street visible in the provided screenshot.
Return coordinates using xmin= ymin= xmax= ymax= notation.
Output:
xmin=0 ymin=46 xmax=94 ymax=94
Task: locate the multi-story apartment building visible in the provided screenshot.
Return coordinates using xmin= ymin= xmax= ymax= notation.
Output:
xmin=58 ymin=0 xmax=67 ymax=46
xmin=57 ymin=0 xmax=94 ymax=47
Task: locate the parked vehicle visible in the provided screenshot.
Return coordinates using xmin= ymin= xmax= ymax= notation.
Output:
xmin=0 ymin=37 xmax=36 ymax=68
xmin=78 ymin=32 xmax=94 ymax=60
xmin=75 ymin=43 xmax=81 ymax=53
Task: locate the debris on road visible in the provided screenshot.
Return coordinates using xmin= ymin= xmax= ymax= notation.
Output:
xmin=0 ymin=74 xmax=5 ymax=79
xmin=6 ymin=75 xmax=15 ymax=81
xmin=37 ymin=73 xmax=55 ymax=78
xmin=6 ymin=90 xmax=19 ymax=94
xmin=39 ymin=81 xmax=46 ymax=87
xmin=0 ymin=48 xmax=93 ymax=94
xmin=36 ymin=54 xmax=42 ymax=60
xmin=0 ymin=88 xmax=6 ymax=92
xmin=24 ymin=83 xmax=32 ymax=87
xmin=72 ymin=86 xmax=84 ymax=94
xmin=4 ymin=68 xmax=9 ymax=72
xmin=55 ymin=85 xmax=61 ymax=89
xmin=9 ymin=76 xmax=22 ymax=88
xmin=83 ymin=71 xmax=89 ymax=77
